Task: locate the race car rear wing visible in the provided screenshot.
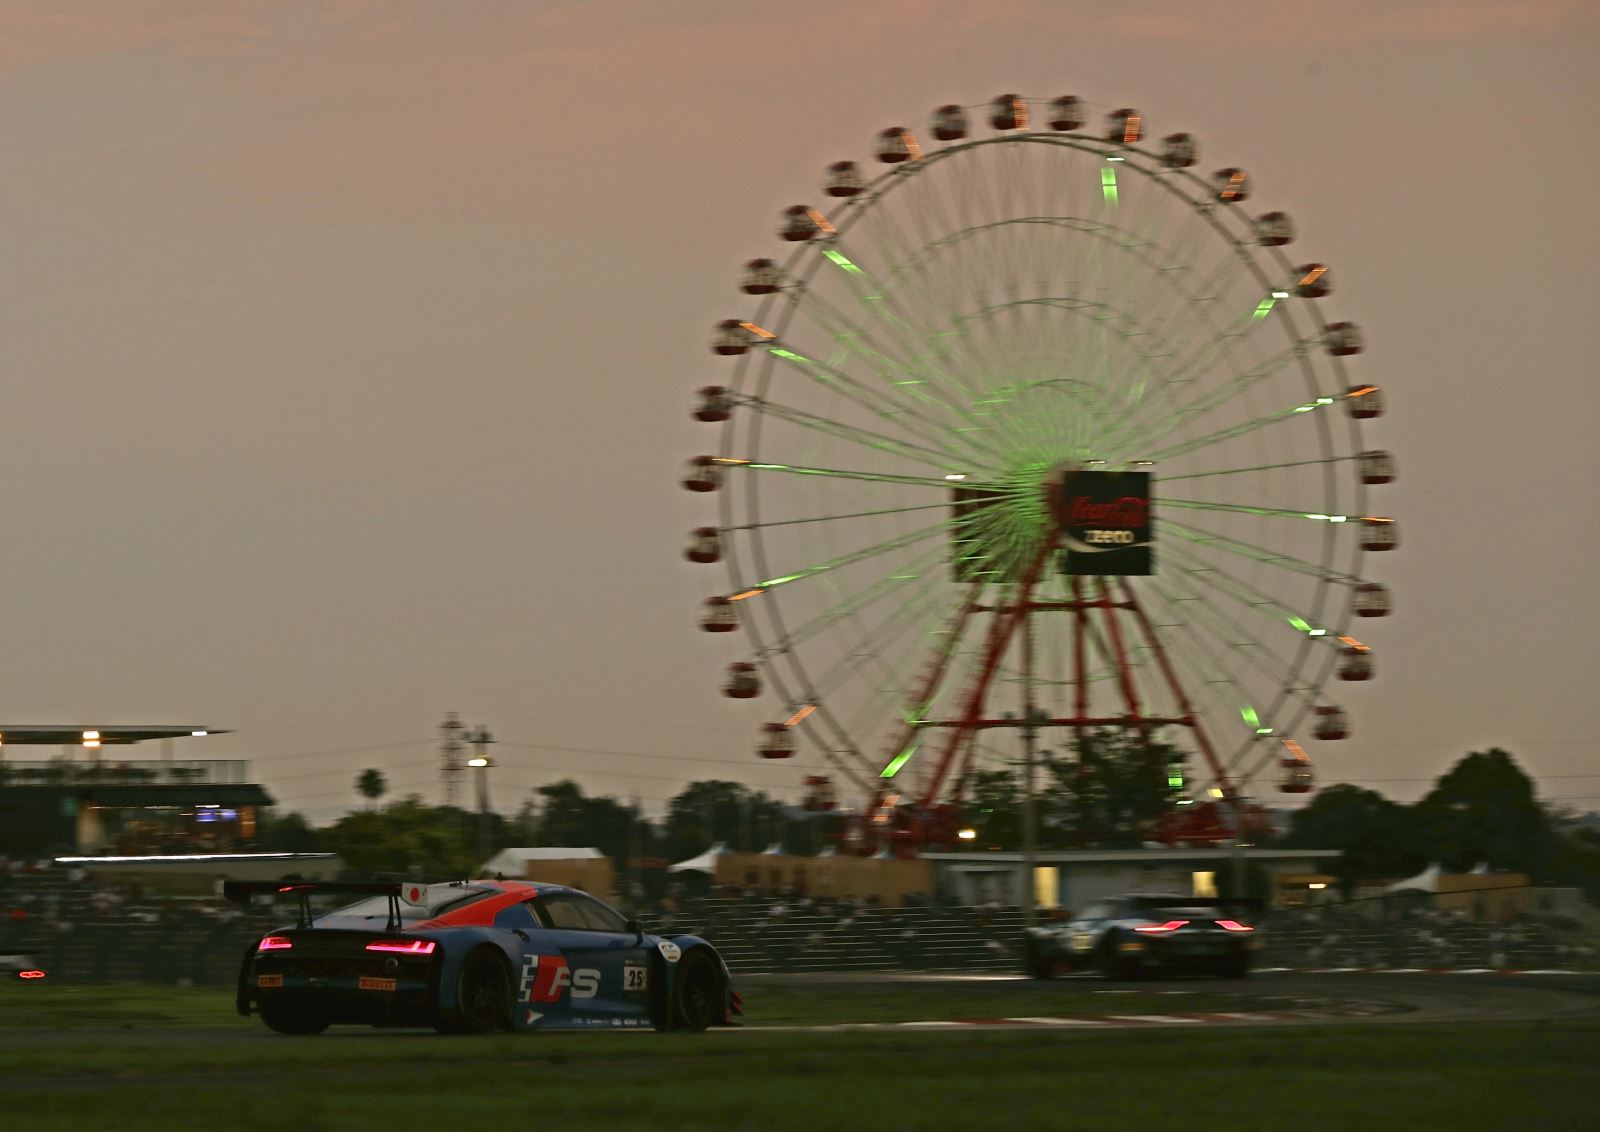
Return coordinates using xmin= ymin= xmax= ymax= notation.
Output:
xmin=223 ymin=880 xmax=405 ymax=931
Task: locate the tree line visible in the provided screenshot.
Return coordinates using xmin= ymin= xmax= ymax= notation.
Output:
xmin=256 ymin=740 xmax=1598 ymax=901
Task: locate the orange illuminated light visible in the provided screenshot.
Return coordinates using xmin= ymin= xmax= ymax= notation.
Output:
xmin=785 ymin=704 xmax=817 ymax=727
xmin=738 ymin=321 xmax=776 ymax=340
xmin=1337 ymin=636 xmax=1370 ymax=651
xmin=1299 ymin=266 xmax=1326 ymax=286
xmin=728 ymin=588 xmax=765 ymax=602
xmin=1348 ymin=385 xmax=1379 ymax=398
xmin=1123 ymin=113 xmax=1142 ymax=143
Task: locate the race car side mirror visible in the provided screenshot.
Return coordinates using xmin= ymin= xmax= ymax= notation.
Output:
xmin=627 ymin=917 xmax=642 ymax=940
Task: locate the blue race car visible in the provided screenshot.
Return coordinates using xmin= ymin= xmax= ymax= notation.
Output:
xmin=225 ymin=879 xmax=739 ymax=1035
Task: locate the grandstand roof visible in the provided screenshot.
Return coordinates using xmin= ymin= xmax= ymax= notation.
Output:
xmin=0 ymin=724 xmax=228 ymax=745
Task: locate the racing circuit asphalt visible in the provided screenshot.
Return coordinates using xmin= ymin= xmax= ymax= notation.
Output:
xmin=3 ymin=971 xmax=1597 ymax=1046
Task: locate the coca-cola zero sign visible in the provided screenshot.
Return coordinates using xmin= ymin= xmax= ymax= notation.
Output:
xmin=1060 ymin=470 xmax=1153 ymax=575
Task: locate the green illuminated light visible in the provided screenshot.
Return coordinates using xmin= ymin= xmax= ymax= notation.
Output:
xmin=770 ymin=348 xmax=803 ymax=361
xmin=1287 ymin=616 xmax=1311 ymax=632
xmin=1240 ymin=705 xmax=1261 ymax=727
xmin=1252 ymin=298 xmax=1276 ymax=320
xmin=1255 ymin=727 xmax=1275 ymax=736
xmin=822 ymin=249 xmax=863 ymax=274
xmin=880 ymin=747 xmax=917 ymax=778
xmin=759 ymin=573 xmax=805 ymax=587
xmin=1101 ymin=166 xmax=1119 ymax=206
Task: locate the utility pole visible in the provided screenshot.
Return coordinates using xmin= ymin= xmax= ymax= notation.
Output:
xmin=465 ymin=723 xmax=495 ymax=867
xmin=439 ymin=712 xmax=465 ymax=808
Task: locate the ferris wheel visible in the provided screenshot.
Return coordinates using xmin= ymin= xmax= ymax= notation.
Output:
xmin=682 ymin=94 xmax=1396 ymax=850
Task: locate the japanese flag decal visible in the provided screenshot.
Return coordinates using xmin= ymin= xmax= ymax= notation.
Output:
xmin=657 ymin=940 xmax=681 ymax=963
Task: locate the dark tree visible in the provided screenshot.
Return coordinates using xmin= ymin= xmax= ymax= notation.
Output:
xmin=1413 ymin=748 xmax=1557 ymax=876
xmin=324 ymin=795 xmax=486 ymax=878
xmin=966 ymin=767 xmax=1021 ymax=849
xmin=530 ymin=780 xmax=653 ymax=866
xmin=1282 ymin=783 xmax=1425 ymax=886
xmin=662 ymin=780 xmax=792 ymax=858
xmin=356 ymin=767 xmax=388 ymax=807
xmin=254 ymin=810 xmax=322 ymax=853
xmin=1039 ymin=728 xmax=1189 ymax=848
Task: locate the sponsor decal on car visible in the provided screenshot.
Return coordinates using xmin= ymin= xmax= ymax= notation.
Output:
xmin=657 ymin=941 xmax=681 ymax=963
xmin=257 ymin=974 xmax=283 ymax=988
xmin=359 ymin=976 xmax=397 ymax=992
xmin=519 ymin=954 xmax=600 ymax=1003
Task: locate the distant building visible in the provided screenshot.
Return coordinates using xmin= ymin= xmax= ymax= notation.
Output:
xmin=0 ymin=724 xmax=272 ymax=856
xmin=926 ymin=846 xmax=1342 ymax=909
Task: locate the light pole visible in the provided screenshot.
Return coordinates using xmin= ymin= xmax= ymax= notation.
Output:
xmin=465 ymin=724 xmax=495 ymax=867
xmin=1006 ymin=705 xmax=1048 ymax=929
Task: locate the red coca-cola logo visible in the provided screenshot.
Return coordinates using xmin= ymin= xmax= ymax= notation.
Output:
xmin=1066 ymin=495 xmax=1148 ymax=528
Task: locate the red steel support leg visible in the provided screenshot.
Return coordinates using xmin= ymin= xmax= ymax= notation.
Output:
xmin=917 ymin=536 xmax=1054 ymax=811
xmin=1116 ymin=578 xmax=1240 ymax=803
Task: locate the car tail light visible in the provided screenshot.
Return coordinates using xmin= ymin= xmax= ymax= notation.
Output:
xmin=257 ymin=936 xmax=294 ymax=951
xmin=19 ymin=969 xmax=46 ymax=979
xmin=364 ymin=939 xmax=437 ymax=955
xmin=1133 ymin=920 xmax=1189 ymax=934
xmin=1216 ymin=920 xmax=1254 ymax=932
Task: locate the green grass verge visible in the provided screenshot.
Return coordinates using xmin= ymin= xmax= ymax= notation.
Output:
xmin=3 ymin=983 xmax=1589 ymax=1131
xmin=2 ymin=1019 xmax=1595 ymax=1131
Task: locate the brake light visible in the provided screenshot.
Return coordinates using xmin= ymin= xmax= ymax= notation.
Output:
xmin=1216 ymin=920 xmax=1254 ymax=932
xmin=1133 ymin=920 xmax=1189 ymax=934
xmin=258 ymin=936 xmax=294 ymax=951
xmin=19 ymin=970 xmax=46 ymax=979
xmin=364 ymin=939 xmax=437 ymax=955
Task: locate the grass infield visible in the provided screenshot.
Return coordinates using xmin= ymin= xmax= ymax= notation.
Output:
xmin=1 ymin=983 xmax=1594 ymax=1130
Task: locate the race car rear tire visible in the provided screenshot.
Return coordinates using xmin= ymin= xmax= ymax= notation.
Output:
xmin=258 ymin=995 xmax=330 ymax=1036
xmin=673 ymin=950 xmax=721 ymax=1032
xmin=1024 ymin=940 xmax=1055 ymax=980
xmin=443 ymin=949 xmax=514 ymax=1034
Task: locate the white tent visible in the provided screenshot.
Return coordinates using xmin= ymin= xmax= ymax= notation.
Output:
xmin=668 ymin=842 xmax=728 ymax=874
xmin=480 ymin=846 xmax=602 ymax=877
xmin=1385 ymin=862 xmax=1443 ymax=894
xmin=760 ymin=842 xmax=786 ymax=856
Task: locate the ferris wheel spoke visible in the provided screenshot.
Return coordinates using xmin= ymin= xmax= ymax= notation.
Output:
xmin=789 ymin=278 xmax=1010 ymax=445
xmin=1108 ymin=325 xmax=1304 ymax=453
xmin=730 ymin=497 xmax=959 ymax=532
xmin=1136 ymin=387 xmax=1341 ymax=465
xmin=750 ymin=394 xmax=975 ymax=469
xmin=753 ymin=545 xmax=947 ymax=659
xmin=1135 ymin=575 xmax=1284 ymax=777
xmin=1159 ymin=455 xmax=1349 ymax=482
xmin=756 ymin=345 xmax=996 ymax=466
xmin=1158 ymin=547 xmax=1321 ymax=682
xmin=1157 ymin=496 xmax=1357 ymax=525
xmin=735 ymin=515 xmax=954 ymax=595
xmin=716 ymin=457 xmax=968 ymax=491
xmin=1161 ymin=516 xmax=1361 ymax=586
